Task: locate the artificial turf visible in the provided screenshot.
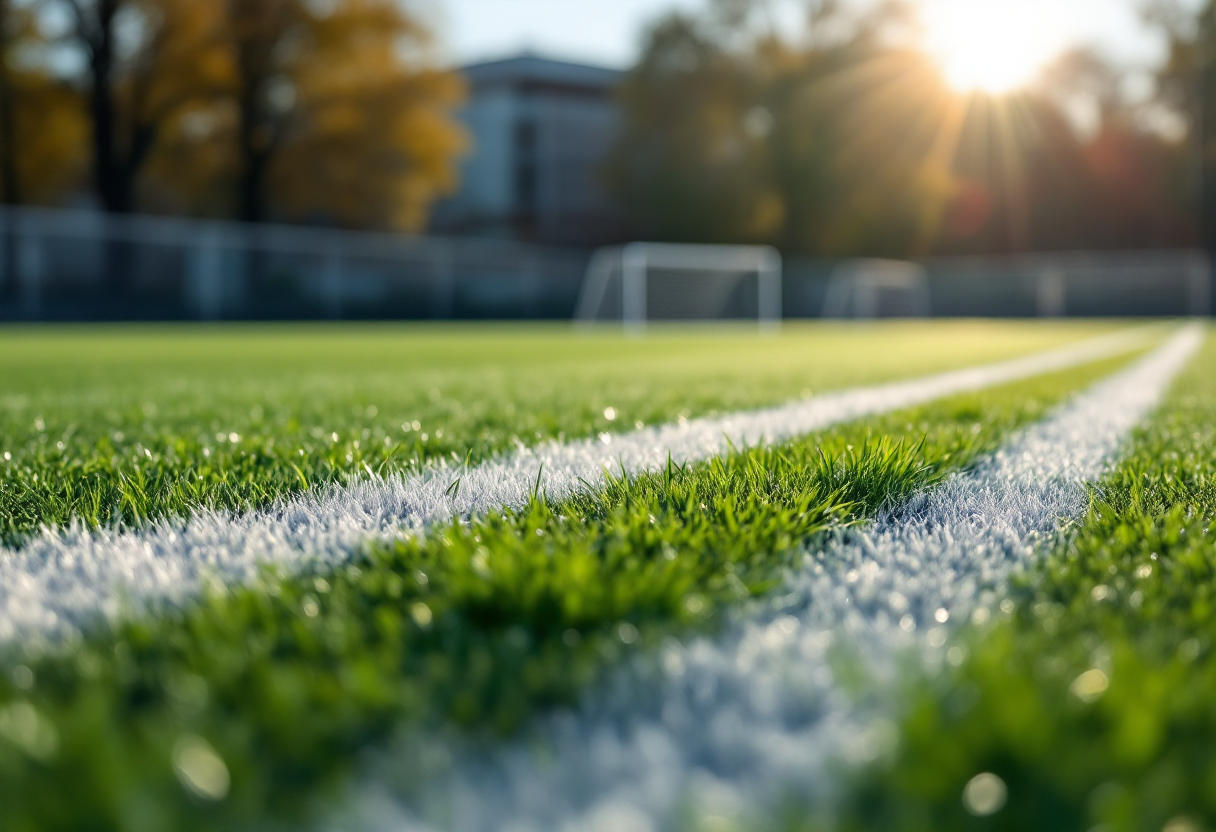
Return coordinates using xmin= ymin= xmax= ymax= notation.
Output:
xmin=0 ymin=322 xmax=1122 ymax=545
xmin=0 ymin=351 xmax=1137 ymax=832
xmin=824 ymin=332 xmax=1216 ymax=832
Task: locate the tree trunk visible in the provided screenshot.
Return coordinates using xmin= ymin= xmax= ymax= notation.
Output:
xmin=1201 ymin=7 xmax=1216 ymax=315
xmin=0 ymin=0 xmax=18 ymax=206
xmin=85 ymin=0 xmax=132 ymax=213
xmin=236 ymin=110 xmax=268 ymax=224
xmin=0 ymin=0 xmax=18 ymax=303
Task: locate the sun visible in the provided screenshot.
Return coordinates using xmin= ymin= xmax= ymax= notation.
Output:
xmin=920 ymin=0 xmax=1064 ymax=94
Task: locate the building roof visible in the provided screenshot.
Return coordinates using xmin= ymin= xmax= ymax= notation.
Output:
xmin=461 ymin=54 xmax=622 ymax=95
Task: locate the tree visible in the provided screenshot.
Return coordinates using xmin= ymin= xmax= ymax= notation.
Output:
xmin=221 ymin=0 xmax=300 ymax=223
xmin=56 ymin=0 xmax=227 ymax=213
xmin=605 ymin=2 xmax=956 ymax=256
xmin=1148 ymin=1 xmax=1216 ymax=281
xmin=219 ymin=0 xmax=464 ymax=228
xmin=0 ymin=1 xmax=88 ymax=296
xmin=608 ymin=0 xmax=1196 ymax=258
xmin=1 ymin=0 xmax=18 ymax=206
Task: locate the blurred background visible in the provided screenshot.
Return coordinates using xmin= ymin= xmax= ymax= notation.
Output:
xmin=1 ymin=0 xmax=1214 ymax=322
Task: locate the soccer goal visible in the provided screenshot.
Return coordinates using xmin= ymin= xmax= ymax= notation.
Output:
xmin=574 ymin=242 xmax=782 ymax=332
xmin=822 ymin=259 xmax=932 ymax=318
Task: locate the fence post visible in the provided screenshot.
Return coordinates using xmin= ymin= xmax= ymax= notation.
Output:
xmin=192 ymin=229 xmax=224 ymax=321
xmin=429 ymin=239 xmax=455 ymax=319
xmin=324 ymin=244 xmax=344 ymax=320
xmin=1189 ymin=255 xmax=1212 ymax=317
xmin=0 ymin=211 xmax=10 ymax=317
xmin=1036 ymin=267 xmax=1066 ymax=317
xmin=19 ymin=229 xmax=44 ymax=322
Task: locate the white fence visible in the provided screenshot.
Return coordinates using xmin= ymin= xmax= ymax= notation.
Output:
xmin=0 ymin=206 xmax=590 ymax=321
xmin=783 ymin=250 xmax=1212 ymax=319
xmin=0 ymin=206 xmax=1210 ymax=321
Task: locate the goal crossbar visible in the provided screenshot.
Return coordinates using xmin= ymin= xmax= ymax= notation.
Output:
xmin=822 ymin=258 xmax=932 ymax=319
xmin=575 ymin=242 xmax=783 ymax=332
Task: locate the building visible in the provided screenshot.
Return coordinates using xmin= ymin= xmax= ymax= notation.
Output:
xmin=431 ymin=54 xmax=629 ymax=247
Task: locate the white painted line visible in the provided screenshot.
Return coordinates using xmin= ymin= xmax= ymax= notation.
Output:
xmin=337 ymin=325 xmax=1204 ymax=832
xmin=0 ymin=329 xmax=1151 ymax=644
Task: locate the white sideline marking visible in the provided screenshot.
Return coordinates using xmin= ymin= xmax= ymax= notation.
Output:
xmin=337 ymin=325 xmax=1204 ymax=832
xmin=0 ymin=329 xmax=1151 ymax=644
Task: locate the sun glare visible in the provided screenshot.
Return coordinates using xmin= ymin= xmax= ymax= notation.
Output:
xmin=922 ymin=0 xmax=1063 ymax=94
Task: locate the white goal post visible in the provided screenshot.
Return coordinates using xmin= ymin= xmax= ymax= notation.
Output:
xmin=575 ymin=242 xmax=782 ymax=332
xmin=822 ymin=258 xmax=932 ymax=318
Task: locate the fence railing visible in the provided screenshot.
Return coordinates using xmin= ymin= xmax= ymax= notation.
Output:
xmin=0 ymin=206 xmax=591 ymax=322
xmin=783 ymin=250 xmax=1212 ymax=319
xmin=0 ymin=205 xmax=1211 ymax=321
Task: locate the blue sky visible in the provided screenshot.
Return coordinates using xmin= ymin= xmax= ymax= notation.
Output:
xmin=435 ymin=0 xmax=1187 ymax=72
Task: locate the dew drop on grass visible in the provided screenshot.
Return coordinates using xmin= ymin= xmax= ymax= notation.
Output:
xmin=172 ymin=735 xmax=230 ymax=801
xmin=10 ymin=665 xmax=33 ymax=690
xmin=0 ymin=702 xmax=59 ymax=762
xmin=962 ymin=772 xmax=1007 ymax=816
xmin=411 ymin=602 xmax=433 ymax=629
xmin=1165 ymin=819 xmax=1201 ymax=832
xmin=1071 ymin=668 xmax=1110 ymax=703
xmin=618 ymin=623 xmax=639 ymax=644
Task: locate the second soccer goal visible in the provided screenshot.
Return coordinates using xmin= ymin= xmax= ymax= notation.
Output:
xmin=575 ymin=242 xmax=782 ymax=331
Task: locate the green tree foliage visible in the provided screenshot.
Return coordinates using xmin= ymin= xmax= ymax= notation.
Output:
xmin=940 ymin=48 xmax=1194 ymax=254
xmin=608 ymin=0 xmax=1196 ymax=256
xmin=606 ymin=2 xmax=955 ymax=256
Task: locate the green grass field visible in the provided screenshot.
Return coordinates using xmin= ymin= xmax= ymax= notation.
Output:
xmin=0 ymin=322 xmax=1116 ymax=543
xmin=0 ymin=321 xmax=1210 ymax=832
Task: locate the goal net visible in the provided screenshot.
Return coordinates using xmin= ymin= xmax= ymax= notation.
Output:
xmin=575 ymin=243 xmax=782 ymax=331
xmin=822 ymin=259 xmax=932 ymax=318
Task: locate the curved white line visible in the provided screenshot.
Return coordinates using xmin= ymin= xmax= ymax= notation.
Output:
xmin=0 ymin=329 xmax=1151 ymax=644
xmin=337 ymin=325 xmax=1204 ymax=832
